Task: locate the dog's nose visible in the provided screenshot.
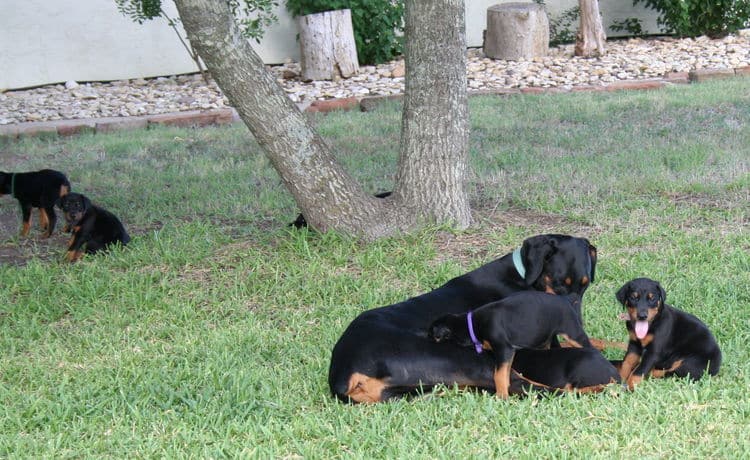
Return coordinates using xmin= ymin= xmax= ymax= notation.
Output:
xmin=637 ymin=313 xmax=648 ymax=320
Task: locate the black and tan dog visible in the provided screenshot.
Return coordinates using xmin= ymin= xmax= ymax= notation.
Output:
xmin=58 ymin=192 xmax=130 ymax=262
xmin=615 ymin=277 xmax=721 ymax=389
xmin=328 ymin=234 xmax=598 ymax=403
xmin=429 ymin=291 xmax=593 ymax=398
xmin=0 ymin=169 xmax=71 ymax=237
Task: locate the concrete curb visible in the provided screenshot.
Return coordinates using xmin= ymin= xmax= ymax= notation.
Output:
xmin=1 ymin=66 xmax=747 ymax=141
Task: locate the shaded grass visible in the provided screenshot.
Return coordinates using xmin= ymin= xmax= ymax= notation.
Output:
xmin=0 ymin=78 xmax=748 ymax=457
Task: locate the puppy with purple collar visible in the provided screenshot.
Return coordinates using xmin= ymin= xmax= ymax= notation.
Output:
xmin=428 ymin=291 xmax=592 ymax=399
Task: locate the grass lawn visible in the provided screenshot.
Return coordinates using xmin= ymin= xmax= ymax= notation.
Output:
xmin=0 ymin=78 xmax=748 ymax=458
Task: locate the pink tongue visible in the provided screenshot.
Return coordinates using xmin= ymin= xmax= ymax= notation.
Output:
xmin=635 ymin=321 xmax=649 ymax=339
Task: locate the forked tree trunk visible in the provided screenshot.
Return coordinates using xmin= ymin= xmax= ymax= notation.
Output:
xmin=575 ymin=0 xmax=607 ymax=57
xmin=173 ymin=0 xmax=472 ymax=239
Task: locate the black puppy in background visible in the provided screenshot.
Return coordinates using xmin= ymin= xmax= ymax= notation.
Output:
xmin=615 ymin=277 xmax=721 ymax=389
xmin=58 ymin=192 xmax=130 ymax=262
xmin=0 ymin=169 xmax=71 ymax=237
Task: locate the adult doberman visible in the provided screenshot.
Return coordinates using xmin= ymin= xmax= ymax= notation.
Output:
xmin=328 ymin=234 xmax=598 ymax=403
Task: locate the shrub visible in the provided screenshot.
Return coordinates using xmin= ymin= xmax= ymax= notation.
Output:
xmin=533 ymin=0 xmax=580 ymax=46
xmin=285 ymin=0 xmax=404 ymax=65
xmin=634 ymin=0 xmax=750 ymax=37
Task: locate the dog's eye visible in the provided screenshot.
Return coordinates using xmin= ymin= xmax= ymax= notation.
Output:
xmin=630 ymin=293 xmax=639 ymax=300
xmin=647 ymin=293 xmax=654 ymax=300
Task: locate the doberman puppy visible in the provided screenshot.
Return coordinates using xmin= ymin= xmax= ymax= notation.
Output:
xmin=328 ymin=234 xmax=598 ymax=403
xmin=58 ymin=192 xmax=130 ymax=262
xmin=510 ymin=347 xmax=621 ymax=396
xmin=0 ymin=169 xmax=71 ymax=237
xmin=428 ymin=291 xmax=593 ymax=399
xmin=614 ymin=278 xmax=721 ymax=390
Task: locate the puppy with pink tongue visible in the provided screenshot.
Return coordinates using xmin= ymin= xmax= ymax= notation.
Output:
xmin=614 ymin=278 xmax=721 ymax=390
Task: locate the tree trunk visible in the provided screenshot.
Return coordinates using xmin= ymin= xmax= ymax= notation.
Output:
xmin=575 ymin=0 xmax=606 ymax=57
xmin=396 ymin=0 xmax=472 ymax=229
xmin=298 ymin=9 xmax=359 ymax=81
xmin=173 ymin=0 xmax=471 ymax=239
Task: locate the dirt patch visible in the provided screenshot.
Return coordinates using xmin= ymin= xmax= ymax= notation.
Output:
xmin=663 ymin=190 xmax=746 ymax=210
xmin=1 ymin=201 xmax=594 ymax=268
xmin=431 ymin=207 xmax=596 ymax=267
xmin=0 ymin=207 xmax=71 ymax=266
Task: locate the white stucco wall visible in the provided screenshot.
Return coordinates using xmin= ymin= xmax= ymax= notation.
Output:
xmin=0 ymin=0 xmax=659 ymax=90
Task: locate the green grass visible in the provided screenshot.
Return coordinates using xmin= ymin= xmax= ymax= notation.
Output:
xmin=1 ymin=78 xmax=749 ymax=458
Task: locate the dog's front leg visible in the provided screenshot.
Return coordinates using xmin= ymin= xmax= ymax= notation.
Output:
xmin=65 ymin=227 xmax=86 ymax=263
xmin=493 ymin=348 xmax=516 ymax=399
xmin=628 ymin=349 xmax=659 ymax=390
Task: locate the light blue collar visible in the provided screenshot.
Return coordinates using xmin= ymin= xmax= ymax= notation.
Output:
xmin=512 ymin=248 xmax=526 ymax=279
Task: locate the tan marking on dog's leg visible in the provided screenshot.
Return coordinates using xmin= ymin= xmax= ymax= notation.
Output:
xmin=573 ymin=384 xmax=608 ymax=394
xmin=627 ymin=374 xmax=643 ymax=390
xmin=619 ymin=352 xmax=640 ymax=380
xmin=21 ymin=221 xmax=31 ymax=237
xmin=511 ymin=370 xmax=552 ymax=391
xmin=39 ymin=209 xmax=51 ymax=237
xmin=66 ymin=250 xmax=83 ymax=263
xmin=650 ymin=359 xmax=684 ymax=378
xmin=559 ymin=334 xmax=584 ymax=348
xmin=494 ymin=361 xmax=513 ymax=399
xmin=345 ymin=372 xmax=386 ymax=404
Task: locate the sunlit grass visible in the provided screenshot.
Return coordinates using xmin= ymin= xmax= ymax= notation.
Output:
xmin=0 ymin=77 xmax=748 ymax=457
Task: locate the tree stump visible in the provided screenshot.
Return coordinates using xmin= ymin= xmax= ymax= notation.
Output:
xmin=484 ymin=3 xmax=549 ymax=61
xmin=298 ymin=9 xmax=359 ymax=81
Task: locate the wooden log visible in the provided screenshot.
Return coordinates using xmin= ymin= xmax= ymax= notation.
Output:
xmin=484 ymin=2 xmax=549 ymax=61
xmin=298 ymin=9 xmax=359 ymax=81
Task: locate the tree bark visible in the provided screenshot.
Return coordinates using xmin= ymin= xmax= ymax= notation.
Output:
xmin=396 ymin=0 xmax=472 ymax=229
xmin=575 ymin=0 xmax=606 ymax=57
xmin=173 ymin=0 xmax=471 ymax=239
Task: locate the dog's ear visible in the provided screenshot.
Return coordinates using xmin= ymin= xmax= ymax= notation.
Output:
xmin=588 ymin=242 xmax=597 ymax=283
xmin=81 ymin=194 xmax=92 ymax=209
xmin=655 ymin=281 xmax=666 ymax=305
xmin=615 ymin=282 xmax=630 ymax=306
xmin=521 ymin=235 xmax=555 ymax=284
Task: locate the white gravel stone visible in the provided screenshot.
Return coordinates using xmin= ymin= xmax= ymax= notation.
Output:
xmin=1 ymin=33 xmax=749 ymax=125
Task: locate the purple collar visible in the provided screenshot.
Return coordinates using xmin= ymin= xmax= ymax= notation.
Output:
xmin=467 ymin=311 xmax=483 ymax=354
